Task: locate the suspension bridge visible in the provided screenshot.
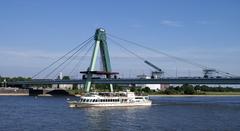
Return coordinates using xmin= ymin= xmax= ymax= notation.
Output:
xmin=7 ymin=28 xmax=240 ymax=92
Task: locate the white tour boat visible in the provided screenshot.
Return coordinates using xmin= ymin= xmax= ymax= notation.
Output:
xmin=68 ymin=91 xmax=152 ymax=107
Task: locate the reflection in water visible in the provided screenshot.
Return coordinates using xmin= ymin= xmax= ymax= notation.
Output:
xmin=0 ymin=96 xmax=240 ymax=131
xmin=84 ymin=106 xmax=151 ymax=130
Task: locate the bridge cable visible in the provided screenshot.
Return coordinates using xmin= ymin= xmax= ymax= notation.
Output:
xmin=52 ymin=40 xmax=94 ymax=79
xmin=108 ymin=38 xmax=145 ymax=61
xmin=108 ymin=37 xmax=156 ymax=72
xmin=69 ymin=41 xmax=95 ymax=77
xmin=107 ymin=34 xmax=237 ymax=77
xmin=32 ymin=36 xmax=94 ymax=79
xmin=44 ymin=38 xmax=94 ymax=79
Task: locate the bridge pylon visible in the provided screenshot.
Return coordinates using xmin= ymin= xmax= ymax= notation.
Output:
xmin=81 ymin=28 xmax=118 ymax=93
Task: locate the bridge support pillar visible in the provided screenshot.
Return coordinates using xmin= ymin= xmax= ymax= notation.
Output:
xmin=84 ymin=28 xmax=113 ymax=93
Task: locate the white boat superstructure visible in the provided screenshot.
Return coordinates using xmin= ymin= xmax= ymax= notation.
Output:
xmin=68 ymin=91 xmax=152 ymax=107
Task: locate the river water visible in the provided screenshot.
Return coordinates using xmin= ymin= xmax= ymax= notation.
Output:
xmin=0 ymin=96 xmax=240 ymax=131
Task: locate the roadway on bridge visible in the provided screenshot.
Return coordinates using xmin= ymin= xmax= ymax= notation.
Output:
xmin=8 ymin=78 xmax=240 ymax=86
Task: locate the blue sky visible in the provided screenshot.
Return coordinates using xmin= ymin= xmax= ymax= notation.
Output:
xmin=0 ymin=0 xmax=240 ymax=78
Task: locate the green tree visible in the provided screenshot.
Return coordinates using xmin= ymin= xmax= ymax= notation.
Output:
xmin=130 ymin=87 xmax=136 ymax=92
xmin=182 ymin=84 xmax=195 ymax=94
xmin=62 ymin=76 xmax=70 ymax=80
xmin=164 ymin=88 xmax=177 ymax=95
xmin=142 ymin=87 xmax=151 ymax=93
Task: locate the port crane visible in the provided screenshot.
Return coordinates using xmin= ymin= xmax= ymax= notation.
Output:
xmin=144 ymin=60 xmax=164 ymax=78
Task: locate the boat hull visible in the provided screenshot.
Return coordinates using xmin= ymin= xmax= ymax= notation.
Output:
xmin=68 ymin=101 xmax=152 ymax=108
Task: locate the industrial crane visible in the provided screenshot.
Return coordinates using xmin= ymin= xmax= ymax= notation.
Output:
xmin=144 ymin=60 xmax=164 ymax=79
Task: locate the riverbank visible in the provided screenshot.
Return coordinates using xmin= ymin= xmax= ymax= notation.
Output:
xmin=0 ymin=93 xmax=28 ymax=96
xmin=150 ymin=94 xmax=240 ymax=97
xmin=149 ymin=91 xmax=240 ymax=97
xmin=0 ymin=88 xmax=29 ymax=96
xmin=1 ymin=94 xmax=240 ymax=97
xmin=73 ymin=92 xmax=240 ymax=97
xmin=0 ymin=88 xmax=73 ymax=96
xmin=1 ymin=87 xmax=240 ymax=97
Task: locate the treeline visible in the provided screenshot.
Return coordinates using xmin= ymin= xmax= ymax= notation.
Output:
xmin=129 ymin=84 xmax=240 ymax=95
xmin=88 ymin=84 xmax=240 ymax=95
xmin=0 ymin=76 xmax=32 ymax=82
xmin=161 ymin=84 xmax=240 ymax=95
xmin=93 ymin=84 xmax=124 ymax=92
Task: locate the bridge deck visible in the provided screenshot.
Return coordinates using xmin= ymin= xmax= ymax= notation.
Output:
xmin=8 ymin=78 xmax=240 ymax=86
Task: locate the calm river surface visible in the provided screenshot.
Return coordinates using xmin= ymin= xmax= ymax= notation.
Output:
xmin=0 ymin=96 xmax=240 ymax=131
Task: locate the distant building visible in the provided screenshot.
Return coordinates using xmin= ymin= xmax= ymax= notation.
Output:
xmin=52 ymin=72 xmax=73 ymax=90
xmin=52 ymin=84 xmax=73 ymax=90
xmin=136 ymin=74 xmax=169 ymax=90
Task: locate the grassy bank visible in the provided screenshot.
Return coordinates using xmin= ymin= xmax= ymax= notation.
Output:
xmin=149 ymin=92 xmax=240 ymax=96
xmin=204 ymin=91 xmax=240 ymax=95
xmin=65 ymin=84 xmax=240 ymax=96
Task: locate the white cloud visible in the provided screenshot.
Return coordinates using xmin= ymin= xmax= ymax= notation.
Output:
xmin=0 ymin=49 xmax=56 ymax=60
xmin=160 ymin=20 xmax=183 ymax=27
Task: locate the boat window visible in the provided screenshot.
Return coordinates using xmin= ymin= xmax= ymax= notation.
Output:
xmin=136 ymin=97 xmax=143 ymax=99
